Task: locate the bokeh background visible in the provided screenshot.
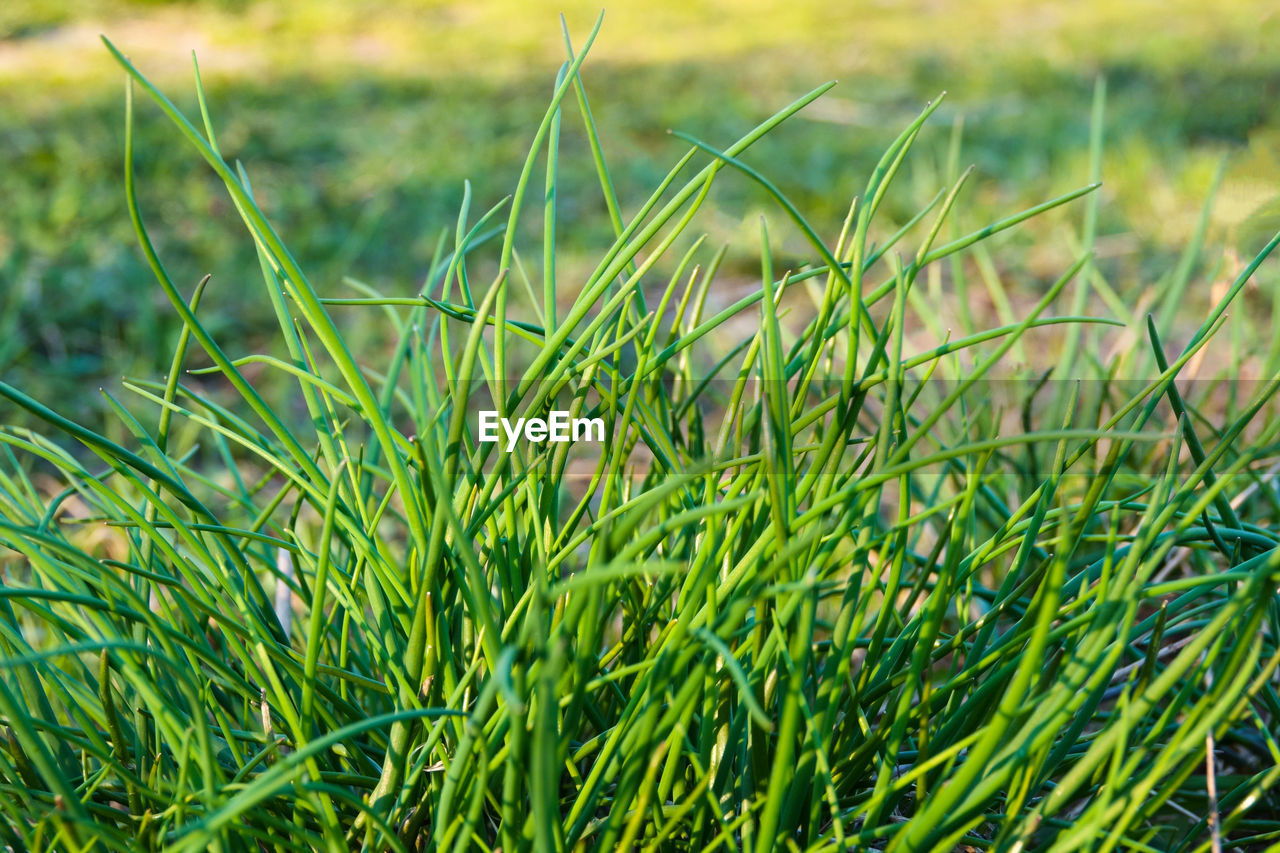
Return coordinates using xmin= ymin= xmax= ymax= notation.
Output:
xmin=3 ymin=0 xmax=1279 ymax=425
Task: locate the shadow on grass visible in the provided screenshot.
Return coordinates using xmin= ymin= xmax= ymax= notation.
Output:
xmin=2 ymin=50 xmax=1279 ymax=428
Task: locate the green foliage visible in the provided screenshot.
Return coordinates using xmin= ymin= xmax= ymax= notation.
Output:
xmin=4 ymin=19 xmax=1280 ymax=852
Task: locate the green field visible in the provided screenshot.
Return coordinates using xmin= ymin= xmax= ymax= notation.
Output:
xmin=4 ymin=0 xmax=1280 ymax=423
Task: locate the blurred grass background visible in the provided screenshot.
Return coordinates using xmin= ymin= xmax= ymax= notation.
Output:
xmin=2 ymin=0 xmax=1280 ymax=425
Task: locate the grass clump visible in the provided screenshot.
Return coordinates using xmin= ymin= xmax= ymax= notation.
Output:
xmin=4 ymin=18 xmax=1280 ymax=852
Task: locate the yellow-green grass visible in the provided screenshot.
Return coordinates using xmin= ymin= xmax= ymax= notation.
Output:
xmin=3 ymin=1 xmax=1280 ymax=427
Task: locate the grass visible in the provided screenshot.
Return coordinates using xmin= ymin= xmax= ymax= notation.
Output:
xmin=4 ymin=13 xmax=1280 ymax=852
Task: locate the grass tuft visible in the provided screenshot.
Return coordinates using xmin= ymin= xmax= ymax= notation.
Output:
xmin=3 ymin=22 xmax=1280 ymax=852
